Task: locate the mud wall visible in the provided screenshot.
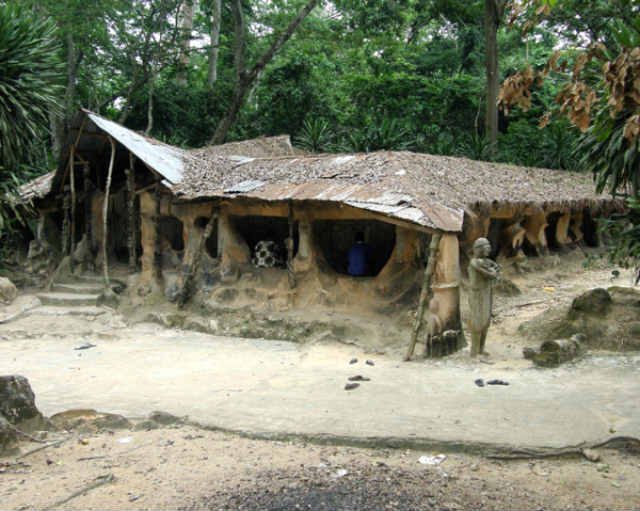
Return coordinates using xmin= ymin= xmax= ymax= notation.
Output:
xmin=133 ymin=197 xmax=462 ymax=349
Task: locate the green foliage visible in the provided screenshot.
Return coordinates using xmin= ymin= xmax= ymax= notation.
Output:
xmin=601 ymin=197 xmax=640 ymax=273
xmin=0 ymin=3 xmax=62 ymax=172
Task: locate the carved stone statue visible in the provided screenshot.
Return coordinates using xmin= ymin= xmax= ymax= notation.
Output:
xmin=467 ymin=237 xmax=500 ymax=357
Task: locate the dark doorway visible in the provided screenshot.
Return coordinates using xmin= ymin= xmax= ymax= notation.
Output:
xmin=313 ymin=219 xmax=396 ymax=277
xmin=194 ymin=216 xmax=219 ymax=258
xmin=232 ymin=215 xmax=298 ymax=265
xmin=545 ymin=212 xmax=562 ymax=251
xmin=582 ymin=209 xmax=599 ymax=247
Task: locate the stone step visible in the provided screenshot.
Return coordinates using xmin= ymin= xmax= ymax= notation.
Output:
xmin=36 ymin=292 xmax=100 ymax=307
xmin=26 ymin=305 xmax=107 ymax=317
xmin=52 ymin=282 xmax=104 ymax=294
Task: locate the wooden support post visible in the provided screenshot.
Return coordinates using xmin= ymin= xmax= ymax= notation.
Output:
xmin=62 ymin=186 xmax=71 ymax=257
xmin=153 ymin=185 xmax=162 ymax=280
xmin=125 ymin=152 xmax=137 ymax=273
xmin=69 ymin=144 xmax=76 ymax=257
xmin=287 ymin=200 xmax=296 ymax=289
xmin=82 ymin=164 xmax=92 ymax=250
xmin=102 ymin=137 xmax=116 ymax=288
xmin=178 ymin=209 xmax=218 ymax=308
xmin=404 ymin=233 xmax=442 ymax=362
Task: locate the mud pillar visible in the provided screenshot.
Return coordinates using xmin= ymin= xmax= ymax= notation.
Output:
xmin=139 ymin=190 xmax=163 ymax=288
xmin=218 ymin=209 xmax=250 ymax=281
xmin=292 ymin=216 xmax=315 ymax=273
xmin=523 ymin=210 xmax=548 ymax=255
xmin=555 ymin=210 xmax=572 ymax=247
xmin=429 ymin=234 xmax=463 ymax=356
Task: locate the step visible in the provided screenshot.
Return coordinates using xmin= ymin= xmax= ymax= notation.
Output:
xmin=36 ymin=292 xmax=100 ymax=307
xmin=52 ymin=282 xmax=104 ymax=294
xmin=26 ymin=306 xmax=107 ymax=317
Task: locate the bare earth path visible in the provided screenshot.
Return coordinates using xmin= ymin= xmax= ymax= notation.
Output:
xmin=1 ymin=255 xmax=640 ymax=509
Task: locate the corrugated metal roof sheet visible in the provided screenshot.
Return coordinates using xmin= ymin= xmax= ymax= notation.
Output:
xmin=87 ymin=112 xmax=185 ymax=184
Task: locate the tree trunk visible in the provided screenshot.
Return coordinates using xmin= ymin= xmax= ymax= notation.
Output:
xmin=177 ymin=0 xmax=195 ymax=86
xmin=49 ymin=111 xmax=64 ymax=158
xmin=207 ymin=0 xmax=222 ymax=88
xmin=211 ymin=0 xmax=319 ymax=144
xmin=145 ymin=75 xmax=155 ymax=135
xmin=484 ymin=0 xmax=501 ymax=155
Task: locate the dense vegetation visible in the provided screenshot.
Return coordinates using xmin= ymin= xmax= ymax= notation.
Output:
xmin=0 ymin=0 xmax=638 ymax=264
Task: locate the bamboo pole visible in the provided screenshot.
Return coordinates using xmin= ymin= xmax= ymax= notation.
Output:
xmin=287 ymin=200 xmax=296 ymax=289
xmin=102 ymin=137 xmax=116 ymax=288
xmin=178 ymin=208 xmax=218 ymax=308
xmin=125 ymin=152 xmax=137 ymax=273
xmin=404 ymin=233 xmax=442 ymax=362
xmin=69 ymin=143 xmax=76 ymax=257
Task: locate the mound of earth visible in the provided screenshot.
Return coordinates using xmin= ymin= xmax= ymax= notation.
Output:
xmin=518 ymin=286 xmax=640 ymax=350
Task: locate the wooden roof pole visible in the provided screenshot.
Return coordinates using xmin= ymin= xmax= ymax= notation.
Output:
xmin=102 ymin=136 xmax=116 ymax=288
xmin=69 ymin=143 xmax=76 ymax=258
xmin=404 ymin=233 xmax=442 ymax=362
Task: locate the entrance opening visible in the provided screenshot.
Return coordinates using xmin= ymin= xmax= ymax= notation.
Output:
xmin=159 ymin=216 xmax=184 ymax=268
xmin=313 ymin=219 xmax=395 ymax=277
xmin=486 ymin=219 xmax=506 ymax=259
xmin=232 ymin=215 xmax=298 ymax=268
xmin=194 ymin=216 xmax=219 ymax=258
xmin=582 ymin=209 xmax=599 ymax=247
xmin=545 ymin=212 xmax=562 ymax=251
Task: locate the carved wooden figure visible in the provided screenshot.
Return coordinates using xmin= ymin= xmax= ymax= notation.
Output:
xmin=467 ymin=237 xmax=500 ymax=357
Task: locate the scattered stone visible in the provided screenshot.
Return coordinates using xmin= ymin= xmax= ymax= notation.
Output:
xmin=582 ymin=449 xmax=601 ymax=463
xmin=344 ymin=383 xmax=360 ymax=391
xmin=528 ymin=334 xmax=585 ymax=368
xmin=0 ymin=416 xmax=18 ymax=454
xmin=571 ymin=288 xmax=612 ymax=315
xmin=74 ymin=343 xmax=96 ymax=351
xmin=49 ymin=409 xmax=131 ymax=432
xmin=330 ymin=469 xmax=348 ymax=479
xmin=348 ymin=375 xmax=370 ymax=382
xmin=486 ymin=379 xmax=509 ymax=386
xmin=0 ymin=277 xmax=18 ymax=305
xmin=349 ymin=358 xmax=358 ymax=365
xmin=365 ymin=360 xmax=375 ymax=366
xmin=148 ymin=410 xmax=183 ymax=426
xmin=133 ymin=420 xmax=160 ymax=431
xmin=0 ymin=375 xmax=46 ymax=431
xmin=474 ymin=379 xmax=485 ymax=387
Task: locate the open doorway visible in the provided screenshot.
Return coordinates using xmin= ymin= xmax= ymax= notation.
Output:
xmin=194 ymin=216 xmax=219 ymax=258
xmin=232 ymin=215 xmax=298 ymax=268
xmin=313 ymin=219 xmax=395 ymax=277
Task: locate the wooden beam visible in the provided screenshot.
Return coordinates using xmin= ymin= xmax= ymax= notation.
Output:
xmin=102 ymin=137 xmax=116 ymax=288
xmin=404 ymin=233 xmax=442 ymax=362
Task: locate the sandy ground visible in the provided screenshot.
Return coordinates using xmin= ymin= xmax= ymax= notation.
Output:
xmin=1 ymin=425 xmax=639 ymax=510
xmin=1 ymin=250 xmax=640 ymax=509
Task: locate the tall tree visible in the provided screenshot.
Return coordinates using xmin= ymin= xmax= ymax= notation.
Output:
xmin=211 ymin=0 xmax=321 ymax=144
xmin=176 ymin=0 xmax=195 ymax=85
xmin=485 ymin=0 xmax=507 ymax=153
xmin=207 ymin=0 xmax=222 ymax=87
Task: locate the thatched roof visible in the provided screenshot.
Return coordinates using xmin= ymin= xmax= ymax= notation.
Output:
xmin=187 ymin=135 xmax=302 ymax=160
xmin=175 ymin=150 xmax=614 ymax=231
xmin=24 ymin=111 xmax=618 ymax=233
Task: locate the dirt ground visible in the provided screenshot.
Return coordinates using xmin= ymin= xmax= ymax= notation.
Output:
xmin=1 ymin=424 xmax=639 ymax=510
xmin=1 ymin=249 xmax=640 ymax=510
